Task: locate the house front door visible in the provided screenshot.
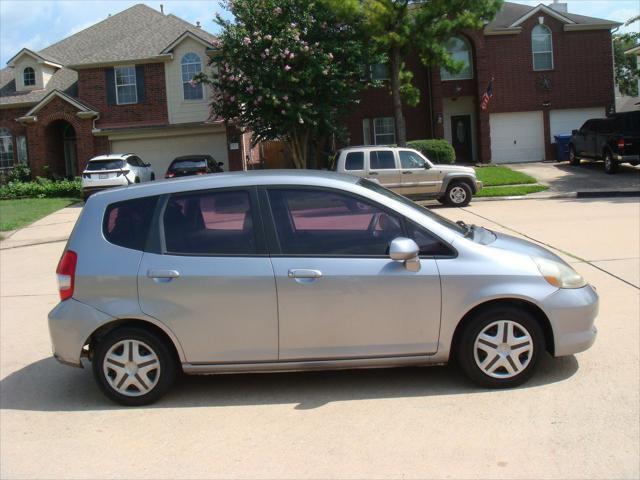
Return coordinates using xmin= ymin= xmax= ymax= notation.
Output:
xmin=451 ymin=115 xmax=473 ymax=163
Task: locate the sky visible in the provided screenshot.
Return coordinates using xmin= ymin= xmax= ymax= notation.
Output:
xmin=0 ymin=0 xmax=638 ymax=66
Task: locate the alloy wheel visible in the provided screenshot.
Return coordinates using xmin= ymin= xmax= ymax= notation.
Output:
xmin=449 ymin=186 xmax=467 ymax=204
xmin=473 ymin=320 xmax=533 ymax=379
xmin=102 ymin=339 xmax=161 ymax=397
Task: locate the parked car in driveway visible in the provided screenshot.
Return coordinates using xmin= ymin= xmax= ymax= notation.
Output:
xmin=81 ymin=154 xmax=155 ymax=199
xmin=50 ymin=170 xmax=597 ymax=405
xmin=165 ymin=155 xmax=224 ymax=178
xmin=332 ymin=146 xmax=482 ymax=206
xmin=569 ymin=111 xmax=640 ymax=174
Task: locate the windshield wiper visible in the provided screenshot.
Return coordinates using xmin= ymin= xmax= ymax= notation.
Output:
xmin=456 ymin=220 xmax=474 ymax=238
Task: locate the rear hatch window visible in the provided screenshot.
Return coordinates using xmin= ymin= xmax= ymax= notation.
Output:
xmin=169 ymin=159 xmax=207 ymax=172
xmin=86 ymin=160 xmax=125 ymax=171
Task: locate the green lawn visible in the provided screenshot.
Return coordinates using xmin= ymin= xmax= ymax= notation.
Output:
xmin=0 ymin=197 xmax=80 ymax=232
xmin=476 ymin=185 xmax=548 ymax=197
xmin=475 ymin=166 xmax=537 ymax=186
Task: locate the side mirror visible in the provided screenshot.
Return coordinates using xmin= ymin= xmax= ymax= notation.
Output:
xmin=571 ymin=129 xmax=578 ymax=135
xmin=389 ymin=237 xmax=421 ymax=272
xmin=218 ymin=162 xmax=224 ymax=167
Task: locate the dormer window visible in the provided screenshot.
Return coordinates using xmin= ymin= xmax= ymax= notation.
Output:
xmin=23 ymin=67 xmax=35 ymax=87
xmin=532 ymin=25 xmax=553 ymax=71
xmin=181 ymin=53 xmax=203 ymax=100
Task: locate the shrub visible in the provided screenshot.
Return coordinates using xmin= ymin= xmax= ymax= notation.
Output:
xmin=0 ymin=177 xmax=81 ymax=199
xmin=407 ymin=139 xmax=456 ymax=164
xmin=7 ymin=164 xmax=32 ymax=183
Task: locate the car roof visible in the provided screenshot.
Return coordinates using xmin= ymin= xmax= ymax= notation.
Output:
xmin=172 ymin=155 xmax=213 ymax=161
xmin=89 ymin=153 xmax=134 ymax=161
xmin=89 ymin=169 xmax=362 ymax=202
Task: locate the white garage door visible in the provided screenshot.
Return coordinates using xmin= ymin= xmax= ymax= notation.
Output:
xmin=490 ymin=111 xmax=544 ymax=163
xmin=111 ymin=132 xmax=229 ymax=178
xmin=549 ymin=107 xmax=605 ymax=142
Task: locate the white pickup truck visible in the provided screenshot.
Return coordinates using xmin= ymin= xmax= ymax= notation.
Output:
xmin=333 ymin=146 xmax=482 ymax=206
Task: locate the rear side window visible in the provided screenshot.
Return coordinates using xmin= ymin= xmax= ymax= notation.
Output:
xmin=103 ymin=196 xmax=158 ymax=250
xmin=163 ymin=190 xmax=256 ymax=255
xmin=344 ymin=152 xmax=364 ymax=171
xmin=370 ymin=150 xmax=396 ymax=170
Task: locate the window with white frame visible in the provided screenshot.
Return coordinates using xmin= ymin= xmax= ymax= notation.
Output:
xmin=23 ymin=67 xmax=36 ymax=87
xmin=17 ymin=136 xmax=28 ymax=164
xmin=373 ymin=117 xmax=395 ymax=145
xmin=181 ymin=53 xmax=204 ymax=100
xmin=532 ymin=25 xmax=553 ymax=71
xmin=0 ymin=128 xmax=14 ymax=169
xmin=362 ymin=119 xmax=371 ymax=144
xmin=440 ymin=36 xmax=473 ymax=81
xmin=115 ymin=65 xmax=137 ymax=105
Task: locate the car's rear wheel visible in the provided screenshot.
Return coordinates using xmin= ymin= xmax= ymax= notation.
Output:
xmin=92 ymin=327 xmax=177 ymax=406
xmin=457 ymin=306 xmax=544 ymax=388
xmin=444 ymin=181 xmax=472 ymax=207
xmin=604 ymin=151 xmax=618 ymax=174
xmin=569 ymin=146 xmax=580 ymax=166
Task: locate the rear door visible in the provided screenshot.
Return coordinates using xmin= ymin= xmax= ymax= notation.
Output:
xmin=138 ymin=187 xmax=278 ymax=364
xmin=397 ymin=149 xmax=440 ymax=195
xmin=367 ymin=149 xmax=402 ymax=189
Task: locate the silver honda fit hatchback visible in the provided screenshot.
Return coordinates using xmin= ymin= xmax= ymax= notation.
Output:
xmin=49 ymin=170 xmax=598 ymax=405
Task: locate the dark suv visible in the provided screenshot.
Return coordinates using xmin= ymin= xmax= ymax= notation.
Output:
xmin=165 ymin=155 xmax=224 ymax=178
xmin=569 ymin=111 xmax=640 ymax=174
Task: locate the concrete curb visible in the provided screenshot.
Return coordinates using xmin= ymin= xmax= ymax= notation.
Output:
xmin=473 ymin=190 xmax=640 ymax=202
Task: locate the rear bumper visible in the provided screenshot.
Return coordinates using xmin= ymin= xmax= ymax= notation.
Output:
xmin=544 ymin=284 xmax=599 ymax=357
xmin=48 ymin=298 xmax=116 ymax=367
xmin=614 ymin=154 xmax=639 ymax=163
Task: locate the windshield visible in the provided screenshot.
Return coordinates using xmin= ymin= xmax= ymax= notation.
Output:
xmin=358 ymin=178 xmax=467 ymax=236
xmin=170 ymin=159 xmax=207 ymax=170
xmin=86 ymin=160 xmax=125 ymax=171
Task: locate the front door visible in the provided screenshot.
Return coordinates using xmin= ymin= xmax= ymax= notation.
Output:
xmin=451 ymin=115 xmax=473 ymax=163
xmin=264 ymin=187 xmax=441 ymax=360
xmin=138 ymin=188 xmax=278 ymax=364
xmin=397 ymin=149 xmax=441 ymax=195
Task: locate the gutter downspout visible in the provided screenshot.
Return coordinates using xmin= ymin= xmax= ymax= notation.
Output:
xmin=427 ymin=66 xmax=435 ymax=138
xmin=611 ymin=26 xmax=620 ymax=115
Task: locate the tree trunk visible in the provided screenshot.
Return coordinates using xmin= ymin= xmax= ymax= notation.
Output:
xmin=285 ymin=129 xmax=310 ymax=169
xmin=389 ymin=47 xmax=407 ymax=147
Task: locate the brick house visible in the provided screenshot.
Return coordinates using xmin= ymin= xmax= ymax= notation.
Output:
xmin=0 ymin=4 xmax=246 ymax=177
xmin=347 ymin=1 xmax=621 ymax=163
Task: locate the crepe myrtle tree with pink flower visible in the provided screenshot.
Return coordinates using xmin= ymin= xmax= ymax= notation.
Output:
xmin=196 ymin=0 xmax=372 ymax=169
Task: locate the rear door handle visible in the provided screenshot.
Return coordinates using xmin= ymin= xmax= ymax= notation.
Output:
xmin=369 ymin=171 xmax=379 ymax=175
xmin=288 ymin=269 xmax=322 ymax=279
xmin=147 ymin=269 xmax=180 ymax=279
xmin=402 ymin=171 xmax=413 ymax=174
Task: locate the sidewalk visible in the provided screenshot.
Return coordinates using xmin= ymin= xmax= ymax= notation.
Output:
xmin=0 ymin=203 xmax=83 ymax=250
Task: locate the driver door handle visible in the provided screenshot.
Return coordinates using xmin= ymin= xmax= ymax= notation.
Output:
xmin=288 ymin=269 xmax=322 ymax=279
xmin=147 ymin=269 xmax=180 ymax=279
xmin=402 ymin=171 xmax=413 ymax=174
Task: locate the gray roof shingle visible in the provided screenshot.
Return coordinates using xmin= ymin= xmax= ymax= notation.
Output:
xmin=1 ymin=4 xmax=216 ymax=107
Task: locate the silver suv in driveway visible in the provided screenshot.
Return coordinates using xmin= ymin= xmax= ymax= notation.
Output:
xmin=333 ymin=146 xmax=482 ymax=206
xmin=50 ymin=171 xmax=597 ymax=405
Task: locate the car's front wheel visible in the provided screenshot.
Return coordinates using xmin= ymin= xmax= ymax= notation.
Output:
xmin=457 ymin=306 xmax=544 ymax=388
xmin=444 ymin=181 xmax=472 ymax=207
xmin=569 ymin=145 xmax=580 ymax=166
xmin=604 ymin=151 xmax=618 ymax=174
xmin=92 ymin=327 xmax=177 ymax=406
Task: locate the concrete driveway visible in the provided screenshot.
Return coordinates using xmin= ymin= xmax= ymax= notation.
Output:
xmin=1 ymin=198 xmax=638 ymax=479
xmin=508 ymin=160 xmax=640 ymax=194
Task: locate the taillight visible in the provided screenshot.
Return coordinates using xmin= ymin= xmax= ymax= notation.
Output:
xmin=56 ymin=250 xmax=77 ymax=301
xmin=617 ymin=138 xmax=625 ymax=151
xmin=196 ymin=170 xmax=206 ymax=175
xmin=165 ymin=172 xmax=175 ymax=178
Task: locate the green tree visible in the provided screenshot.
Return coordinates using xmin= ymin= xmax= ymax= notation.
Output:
xmin=613 ymin=15 xmax=639 ymax=97
xmin=199 ymin=0 xmax=370 ymax=168
xmin=336 ymin=0 xmax=502 ymax=146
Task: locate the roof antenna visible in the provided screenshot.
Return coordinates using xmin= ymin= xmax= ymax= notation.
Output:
xmin=160 ymin=4 xmax=164 ymax=14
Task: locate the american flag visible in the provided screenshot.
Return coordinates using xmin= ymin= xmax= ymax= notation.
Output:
xmin=481 ymin=78 xmax=494 ymax=111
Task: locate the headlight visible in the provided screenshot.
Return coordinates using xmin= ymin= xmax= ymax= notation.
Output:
xmin=533 ymin=257 xmax=587 ymax=289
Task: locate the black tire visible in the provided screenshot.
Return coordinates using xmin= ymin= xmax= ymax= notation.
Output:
xmin=150 ymin=173 xmax=156 ymax=181
xmin=92 ymin=327 xmax=177 ymax=406
xmin=134 ymin=177 xmax=141 ymax=183
xmin=569 ymin=145 xmax=580 ymax=166
xmin=456 ymin=306 xmax=544 ymax=388
xmin=604 ymin=150 xmax=618 ymax=174
xmin=436 ymin=197 xmax=447 ymax=205
xmin=444 ymin=181 xmax=472 ymax=207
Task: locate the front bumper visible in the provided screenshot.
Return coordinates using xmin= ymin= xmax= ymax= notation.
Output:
xmin=544 ymin=284 xmax=599 ymax=357
xmin=48 ymin=298 xmax=116 ymax=367
xmin=474 ymin=180 xmax=483 ymax=193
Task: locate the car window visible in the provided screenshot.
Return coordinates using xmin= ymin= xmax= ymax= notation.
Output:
xmin=127 ymin=157 xmax=141 ymax=167
xmin=344 ymin=152 xmax=364 ymax=171
xmin=103 ymin=196 xmax=158 ymax=250
xmin=170 ymin=159 xmax=207 ymax=170
xmin=405 ymin=221 xmax=453 ymax=256
xmin=86 ymin=159 xmax=125 ymax=171
xmin=399 ymin=150 xmax=426 ymax=169
xmin=268 ymin=188 xmax=403 ymax=256
xmin=369 ymin=150 xmax=396 ymax=170
xmin=163 ymin=190 xmax=256 ymax=255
